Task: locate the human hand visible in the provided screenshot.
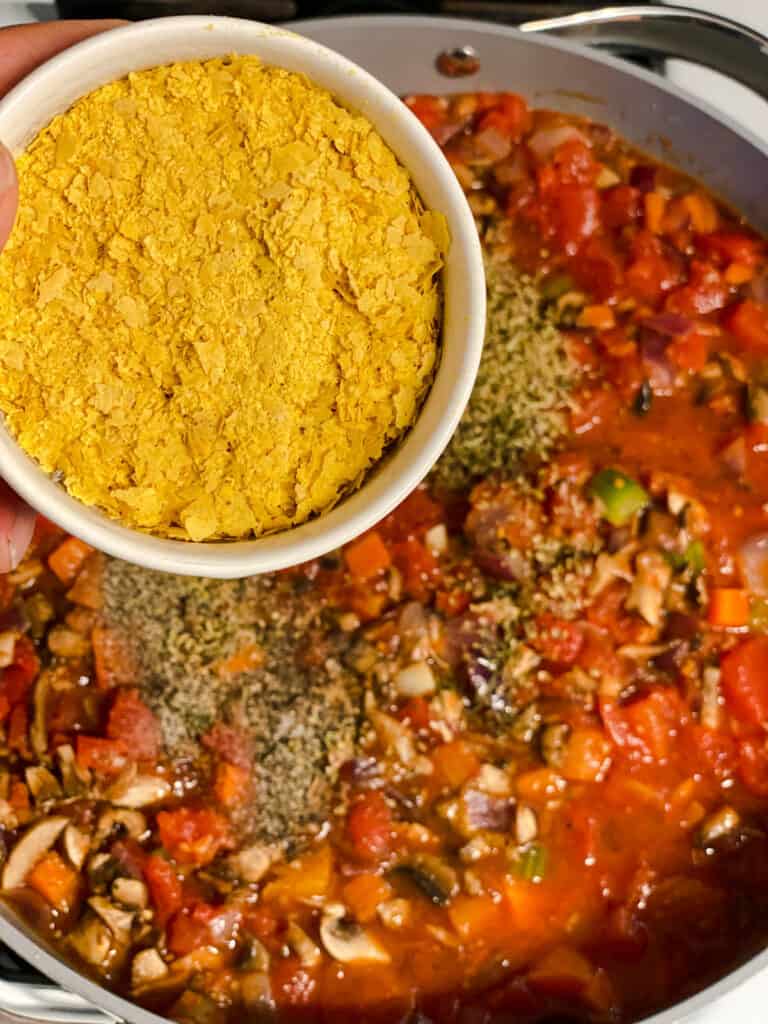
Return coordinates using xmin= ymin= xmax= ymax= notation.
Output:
xmin=0 ymin=20 xmax=122 ymax=571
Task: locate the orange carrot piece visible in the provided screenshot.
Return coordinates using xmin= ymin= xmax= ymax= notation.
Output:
xmin=214 ymin=762 xmax=250 ymax=808
xmin=449 ymin=894 xmax=506 ymax=940
xmin=577 ymin=305 xmax=615 ymax=331
xmin=65 ymin=552 xmax=104 ymax=610
xmin=344 ymin=531 xmax=392 ymax=581
xmin=92 ymin=626 xmax=136 ymax=689
xmin=724 ymin=262 xmax=755 ymax=285
xmin=559 ymin=728 xmax=612 ymax=783
xmin=343 ymin=873 xmax=393 ymax=924
xmin=683 ymin=192 xmax=719 ymax=234
xmin=27 ymin=851 xmax=79 ymax=911
xmin=708 ymin=588 xmax=750 ymax=628
xmin=431 ymin=740 xmax=480 ymax=789
xmin=644 ymin=192 xmax=667 ymax=234
xmin=48 ymin=537 xmax=93 ymax=586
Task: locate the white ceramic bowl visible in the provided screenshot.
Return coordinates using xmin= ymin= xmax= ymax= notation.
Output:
xmin=0 ymin=16 xmax=485 ymax=578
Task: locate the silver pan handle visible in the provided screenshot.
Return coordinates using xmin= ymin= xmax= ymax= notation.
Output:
xmin=0 ymin=977 xmax=119 ymax=1024
xmin=520 ymin=4 xmax=768 ymax=103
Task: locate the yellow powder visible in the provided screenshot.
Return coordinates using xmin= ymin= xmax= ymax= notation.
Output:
xmin=0 ymin=56 xmax=447 ymax=541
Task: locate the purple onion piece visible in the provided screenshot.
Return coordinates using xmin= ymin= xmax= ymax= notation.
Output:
xmin=630 ymin=164 xmax=657 ymax=193
xmin=462 ymin=788 xmax=514 ymax=833
xmin=642 ymin=312 xmax=692 ymax=337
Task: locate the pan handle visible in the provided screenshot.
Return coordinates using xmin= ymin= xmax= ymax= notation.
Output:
xmin=0 ymin=976 xmax=119 ymax=1024
xmin=520 ymin=4 xmax=768 ymax=103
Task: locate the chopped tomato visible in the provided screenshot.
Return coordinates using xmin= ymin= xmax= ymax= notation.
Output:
xmin=625 ymin=230 xmax=681 ymax=305
xmin=167 ymin=903 xmax=241 ymax=957
xmin=1 ymin=635 xmax=39 ymax=708
xmin=737 ymin=737 xmax=768 ymax=797
xmin=667 ymin=329 xmax=709 ymax=372
xmin=570 ymin=237 xmax=624 ymax=301
xmin=202 ymin=722 xmax=253 ymax=769
xmin=683 ymin=725 xmax=737 ymax=781
xmin=602 ymin=184 xmax=642 ymax=229
xmin=552 ymin=137 xmax=598 ymax=186
xmin=477 ymin=93 xmax=530 ymax=140
xmin=699 ymin=231 xmax=763 ymax=267
xmin=554 ymin=184 xmax=600 ymax=254
xmin=432 ymin=739 xmax=481 ymax=789
xmin=665 ymin=261 xmax=728 ymax=317
xmin=345 ymin=791 xmax=393 ymax=863
xmin=601 ymin=690 xmax=684 ymax=761
xmin=404 ymin=95 xmax=455 ymax=145
xmin=383 ymin=487 xmax=443 ymax=542
xmin=156 ymin=808 xmax=232 ymax=867
xmin=397 ymin=697 xmax=431 ymax=732
xmin=723 ymin=299 xmax=768 ymax=352
xmin=391 ymin=538 xmax=440 ymax=602
xmin=144 ymin=854 xmax=184 ymax=928
xmin=75 ymin=735 xmax=129 ymax=777
xmin=92 ymin=626 xmax=135 ymax=689
xmin=106 ymin=688 xmax=162 ymax=760
xmin=721 ymin=637 xmax=768 ymax=729
xmin=435 ymin=588 xmax=471 ymax=617
xmin=708 ymin=588 xmax=750 ymax=628
xmin=531 ymin=614 xmax=584 ymax=666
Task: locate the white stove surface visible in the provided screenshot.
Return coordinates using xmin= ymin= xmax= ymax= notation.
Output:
xmin=0 ymin=0 xmax=766 ymax=1021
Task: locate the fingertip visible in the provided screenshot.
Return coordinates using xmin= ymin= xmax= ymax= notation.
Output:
xmin=0 ymin=478 xmax=37 ymax=573
xmin=0 ymin=142 xmax=18 ymax=250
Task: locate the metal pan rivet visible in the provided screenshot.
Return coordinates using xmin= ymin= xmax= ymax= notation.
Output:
xmin=435 ymin=46 xmax=480 ymax=78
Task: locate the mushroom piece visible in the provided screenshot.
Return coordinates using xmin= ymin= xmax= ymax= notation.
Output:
xmin=626 ymin=550 xmax=672 ymax=627
xmin=286 ymin=922 xmax=322 ymax=967
xmin=56 ymin=743 xmax=90 ymax=795
xmin=2 ymin=816 xmax=68 ymax=890
xmin=696 ymin=806 xmax=742 ymax=847
xmin=240 ymin=972 xmax=274 ymax=1012
xmin=30 ymin=669 xmax=58 ymax=760
xmin=64 ymin=824 xmax=91 ymax=872
xmin=88 ymin=895 xmax=134 ymax=943
xmin=131 ymin=948 xmax=169 ymax=992
xmin=107 ymin=774 xmax=171 ymax=809
xmin=93 ymin=809 xmax=147 ymax=850
xmin=25 ymin=766 xmax=62 ymax=804
xmin=227 ymin=844 xmax=279 ymax=884
xmin=112 ymin=878 xmax=148 ymax=910
xmin=319 ymin=905 xmax=390 ymax=964
xmin=390 ymin=854 xmax=459 ymax=907
xmin=68 ymin=914 xmax=114 ymax=971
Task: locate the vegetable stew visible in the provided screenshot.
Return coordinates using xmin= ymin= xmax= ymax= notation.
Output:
xmin=3 ymin=91 xmax=768 ymax=1023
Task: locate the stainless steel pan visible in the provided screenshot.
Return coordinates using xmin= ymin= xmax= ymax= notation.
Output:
xmin=2 ymin=6 xmax=768 ymax=1024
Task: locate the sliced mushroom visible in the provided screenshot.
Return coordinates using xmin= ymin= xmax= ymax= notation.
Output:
xmin=377 ymin=899 xmax=411 ymax=930
xmin=30 ymin=668 xmax=68 ymax=760
xmin=86 ymin=852 xmax=120 ymax=892
xmin=696 ymin=806 xmax=741 ymax=847
xmin=515 ymin=805 xmax=538 ymax=845
xmin=56 ymin=743 xmax=90 ymax=795
xmin=286 ymin=922 xmax=321 ymax=967
xmin=24 ymin=766 xmax=62 ymax=805
xmin=540 ymin=723 xmax=571 ymax=769
xmin=391 ymin=854 xmax=459 ymax=906
xmin=112 ymin=877 xmax=148 ymax=910
xmin=368 ymin=708 xmax=416 ymax=765
xmin=68 ymin=914 xmax=114 ymax=970
xmin=2 ymin=816 xmax=68 ymax=890
xmin=626 ymin=550 xmax=672 ymax=627
xmin=241 ymin=937 xmax=270 ymax=972
xmin=131 ymin=947 xmax=168 ymax=992
xmin=64 ymin=824 xmax=91 ymax=872
xmin=107 ymin=773 xmax=171 ymax=809
xmin=227 ymin=844 xmax=279 ymax=884
xmin=93 ymin=809 xmax=147 ymax=850
xmin=394 ymin=661 xmax=436 ymax=698
xmin=475 ymin=764 xmax=511 ymax=797
xmin=88 ymin=895 xmax=134 ymax=943
xmin=700 ymin=666 xmax=723 ymax=730
xmin=320 ymin=906 xmax=390 ymax=964
xmin=240 ymin=972 xmax=274 ymax=1012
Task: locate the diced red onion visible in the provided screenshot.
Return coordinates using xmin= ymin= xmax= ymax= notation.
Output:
xmin=629 ymin=164 xmax=657 ymax=193
xmin=642 ymin=312 xmax=692 ymax=337
xmin=528 ymin=124 xmax=588 ymax=161
xmin=474 ymin=126 xmax=512 ymax=162
xmin=721 ymin=436 xmax=747 ymax=476
xmin=462 ymin=788 xmax=513 ymax=833
xmin=639 ymin=331 xmax=675 ymax=390
xmin=739 ymin=533 xmax=768 ymax=596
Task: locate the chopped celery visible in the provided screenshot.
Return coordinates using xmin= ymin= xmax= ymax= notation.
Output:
xmin=588 ymin=469 xmax=649 ymax=526
xmin=514 ymin=842 xmax=548 ymax=883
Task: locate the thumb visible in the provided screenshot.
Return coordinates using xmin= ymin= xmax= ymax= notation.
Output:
xmin=0 ymin=143 xmax=18 ymax=250
xmin=0 ymin=479 xmax=36 ymax=574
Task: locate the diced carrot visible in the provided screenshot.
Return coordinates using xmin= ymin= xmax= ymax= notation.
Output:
xmin=527 ymin=946 xmax=595 ymax=998
xmin=262 ymin=845 xmax=333 ymax=905
xmin=724 ymin=262 xmax=755 ymax=285
xmin=708 ymin=588 xmax=750 ymax=628
xmin=724 ymin=300 xmax=768 ymax=352
xmin=343 ymin=873 xmax=393 ymax=924
xmin=48 ymin=537 xmax=93 ymax=586
xmin=27 ymin=851 xmax=79 ymax=911
xmin=215 ymin=643 xmax=264 ymax=679
xmin=448 ymin=894 xmax=506 ymax=940
xmin=559 ymin=728 xmax=612 ymax=783
xmin=344 ymin=531 xmax=392 ymax=581
xmin=431 ymin=740 xmax=480 ymax=789
xmin=65 ymin=552 xmax=104 ymax=610
xmin=644 ymin=192 xmax=666 ymax=234
xmin=214 ymin=762 xmax=250 ymax=808
xmin=76 ymin=735 xmax=129 ymax=777
xmin=577 ymin=304 xmax=615 ymax=330
xmin=683 ymin=192 xmax=719 ymax=234
xmin=515 ymin=768 xmax=566 ymax=803
xmin=92 ymin=626 xmax=136 ymax=689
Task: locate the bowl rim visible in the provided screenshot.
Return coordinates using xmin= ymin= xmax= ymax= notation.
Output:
xmin=0 ymin=14 xmax=486 ymax=578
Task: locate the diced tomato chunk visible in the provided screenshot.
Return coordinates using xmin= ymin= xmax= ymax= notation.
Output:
xmin=202 ymin=722 xmax=253 ymax=769
xmin=738 ymin=738 xmax=768 ymax=796
xmin=157 ymin=808 xmax=232 ymax=867
xmin=554 ymin=184 xmax=600 ymax=254
xmin=75 ymin=735 xmax=129 ymax=777
xmin=602 ymin=184 xmax=642 ymax=229
xmin=345 ymin=791 xmax=393 ymax=863
xmin=721 ymin=637 xmax=768 ymax=730
xmin=477 ymin=93 xmax=530 ymax=141
xmin=552 ymin=137 xmax=598 ymax=186
xmin=391 ymin=538 xmax=440 ymax=602
xmin=723 ymin=299 xmax=768 ymax=352
xmin=531 ymin=614 xmax=584 ymax=666
xmin=106 ymin=688 xmax=162 ymax=761
xmin=2 ymin=635 xmax=40 ymax=707
xmin=144 ymin=854 xmax=184 ymax=928
xmin=665 ymin=261 xmax=728 ymax=316
xmin=699 ymin=231 xmax=763 ymax=267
